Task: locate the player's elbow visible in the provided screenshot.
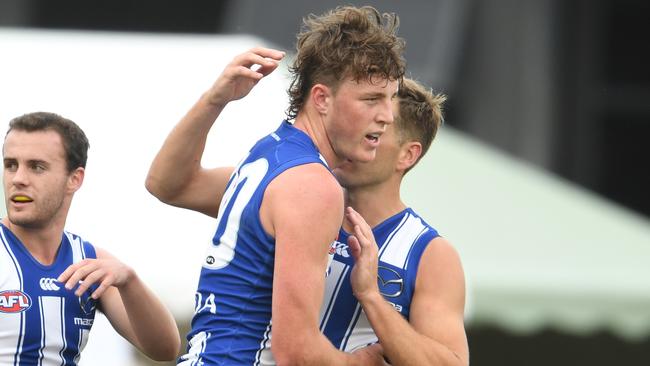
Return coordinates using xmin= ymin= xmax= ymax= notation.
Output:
xmin=144 ymin=173 xmax=164 ymax=199
xmin=144 ymin=173 xmax=177 ymax=205
xmin=143 ymin=333 xmax=182 ymax=362
xmin=272 ymin=336 xmax=315 ymax=366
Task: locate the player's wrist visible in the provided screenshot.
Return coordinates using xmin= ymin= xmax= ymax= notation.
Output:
xmin=201 ymin=90 xmax=228 ymax=111
xmin=355 ymin=288 xmax=383 ymax=306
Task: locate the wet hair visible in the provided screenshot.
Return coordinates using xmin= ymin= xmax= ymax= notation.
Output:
xmin=7 ymin=112 xmax=89 ymax=172
xmin=287 ymin=5 xmax=406 ymax=119
xmin=396 ymin=78 xmax=446 ymax=172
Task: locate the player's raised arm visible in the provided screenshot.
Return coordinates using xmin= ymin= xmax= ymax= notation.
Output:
xmin=145 ymin=47 xmax=284 ymax=217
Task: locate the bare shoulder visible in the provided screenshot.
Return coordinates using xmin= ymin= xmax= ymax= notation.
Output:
xmin=416 ymin=236 xmax=465 ymax=292
xmin=423 ymin=237 xmax=463 ymax=267
xmin=262 ymin=162 xmax=343 ymax=236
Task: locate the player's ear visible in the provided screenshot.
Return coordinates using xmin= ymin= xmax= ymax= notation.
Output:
xmin=397 ymin=142 xmax=422 ymax=172
xmin=67 ymin=167 xmax=85 ymax=194
xmin=311 ymin=84 xmax=331 ymax=114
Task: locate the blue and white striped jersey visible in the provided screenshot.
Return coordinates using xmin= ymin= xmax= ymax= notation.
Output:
xmin=319 ymin=208 xmax=439 ymax=351
xmin=179 ymin=121 xmax=330 ymax=366
xmin=0 ymin=223 xmax=98 ymax=366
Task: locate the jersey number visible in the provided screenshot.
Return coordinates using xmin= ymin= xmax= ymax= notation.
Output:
xmin=203 ymin=158 xmax=269 ymax=270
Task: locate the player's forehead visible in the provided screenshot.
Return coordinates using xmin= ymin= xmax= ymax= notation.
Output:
xmin=3 ymin=129 xmax=65 ymax=161
xmin=337 ymin=75 xmax=398 ymax=95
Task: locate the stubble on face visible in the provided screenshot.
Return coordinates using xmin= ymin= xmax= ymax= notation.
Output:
xmin=3 ymin=130 xmax=72 ymax=230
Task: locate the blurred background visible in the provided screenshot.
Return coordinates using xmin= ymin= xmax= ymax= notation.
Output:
xmin=1 ymin=0 xmax=649 ymax=365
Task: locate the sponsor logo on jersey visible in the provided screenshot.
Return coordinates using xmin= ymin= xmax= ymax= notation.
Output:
xmin=0 ymin=290 xmax=32 ymax=313
xmin=74 ymin=317 xmax=94 ymax=327
xmin=377 ymin=266 xmax=404 ymax=298
xmin=39 ymin=277 xmax=61 ymax=291
xmin=332 ymin=241 xmax=350 ymax=258
xmin=387 ymin=301 xmax=403 ymax=313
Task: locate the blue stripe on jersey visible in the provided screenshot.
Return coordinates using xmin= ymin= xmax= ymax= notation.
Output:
xmin=60 ymin=298 xmax=68 ymax=364
xmin=340 ymin=303 xmax=363 ymax=351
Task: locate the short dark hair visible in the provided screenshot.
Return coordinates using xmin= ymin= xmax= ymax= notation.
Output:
xmin=7 ymin=112 xmax=89 ymax=172
xmin=287 ymin=5 xmax=406 ymax=119
xmin=396 ymin=78 xmax=446 ymax=172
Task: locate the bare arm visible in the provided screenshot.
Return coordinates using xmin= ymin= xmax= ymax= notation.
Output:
xmin=347 ymin=209 xmax=469 ymax=366
xmin=145 ymin=47 xmax=285 ymax=217
xmin=263 ymin=165 xmax=387 ymax=366
xmin=58 ymin=247 xmax=181 ymax=361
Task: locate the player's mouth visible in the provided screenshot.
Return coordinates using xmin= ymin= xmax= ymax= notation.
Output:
xmin=11 ymin=195 xmax=33 ymax=203
xmin=365 ymin=132 xmax=381 ymax=146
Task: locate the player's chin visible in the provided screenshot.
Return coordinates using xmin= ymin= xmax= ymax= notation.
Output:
xmin=356 ymin=149 xmax=377 ymax=163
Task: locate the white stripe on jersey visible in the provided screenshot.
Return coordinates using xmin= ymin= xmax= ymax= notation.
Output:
xmin=38 ymin=296 xmax=66 ymax=366
xmin=319 ymin=260 xmax=349 ymax=331
xmin=0 ymin=228 xmax=26 ymax=365
xmin=341 ymin=309 xmax=377 ymax=352
xmin=0 ymin=228 xmax=23 ymax=289
xmin=340 ymin=303 xmax=362 ymax=351
xmin=74 ymin=329 xmax=90 ymax=364
xmin=254 ymin=321 xmax=275 ymax=366
xmin=379 ymin=213 xmax=427 ymax=269
xmin=66 ymin=232 xmax=86 ymax=263
xmin=178 ymin=331 xmax=210 ymax=366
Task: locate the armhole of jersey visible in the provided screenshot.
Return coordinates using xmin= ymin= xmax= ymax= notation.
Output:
xmin=82 ymin=242 xmax=97 ymax=260
xmin=407 ymin=230 xmax=440 ymax=290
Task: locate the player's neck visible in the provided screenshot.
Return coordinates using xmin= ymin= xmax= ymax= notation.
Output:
xmin=293 ymin=109 xmax=341 ymax=168
xmin=2 ymin=217 xmax=65 ymax=265
xmin=344 ymin=180 xmax=406 ymax=229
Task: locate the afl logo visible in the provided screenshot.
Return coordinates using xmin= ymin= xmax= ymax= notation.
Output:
xmin=0 ymin=290 xmax=32 ymax=313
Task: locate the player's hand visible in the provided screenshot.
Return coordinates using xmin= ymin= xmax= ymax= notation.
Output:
xmin=351 ymin=343 xmax=391 ymax=365
xmin=345 ymin=206 xmax=381 ymax=303
xmin=205 ymin=47 xmax=285 ymax=107
xmin=57 ymin=257 xmax=133 ymax=300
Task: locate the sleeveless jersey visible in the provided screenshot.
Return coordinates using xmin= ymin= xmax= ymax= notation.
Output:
xmin=179 ymin=121 xmax=330 ymax=366
xmin=0 ymin=224 xmax=98 ymax=366
xmin=319 ymin=208 xmax=439 ymax=351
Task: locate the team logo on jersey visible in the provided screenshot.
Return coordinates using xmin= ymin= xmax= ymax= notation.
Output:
xmin=0 ymin=290 xmax=32 ymax=313
xmin=79 ymin=292 xmax=97 ymax=314
xmin=39 ymin=277 xmax=61 ymax=291
xmin=70 ymin=281 xmax=98 ymax=314
xmin=377 ymin=266 xmax=404 ymax=298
